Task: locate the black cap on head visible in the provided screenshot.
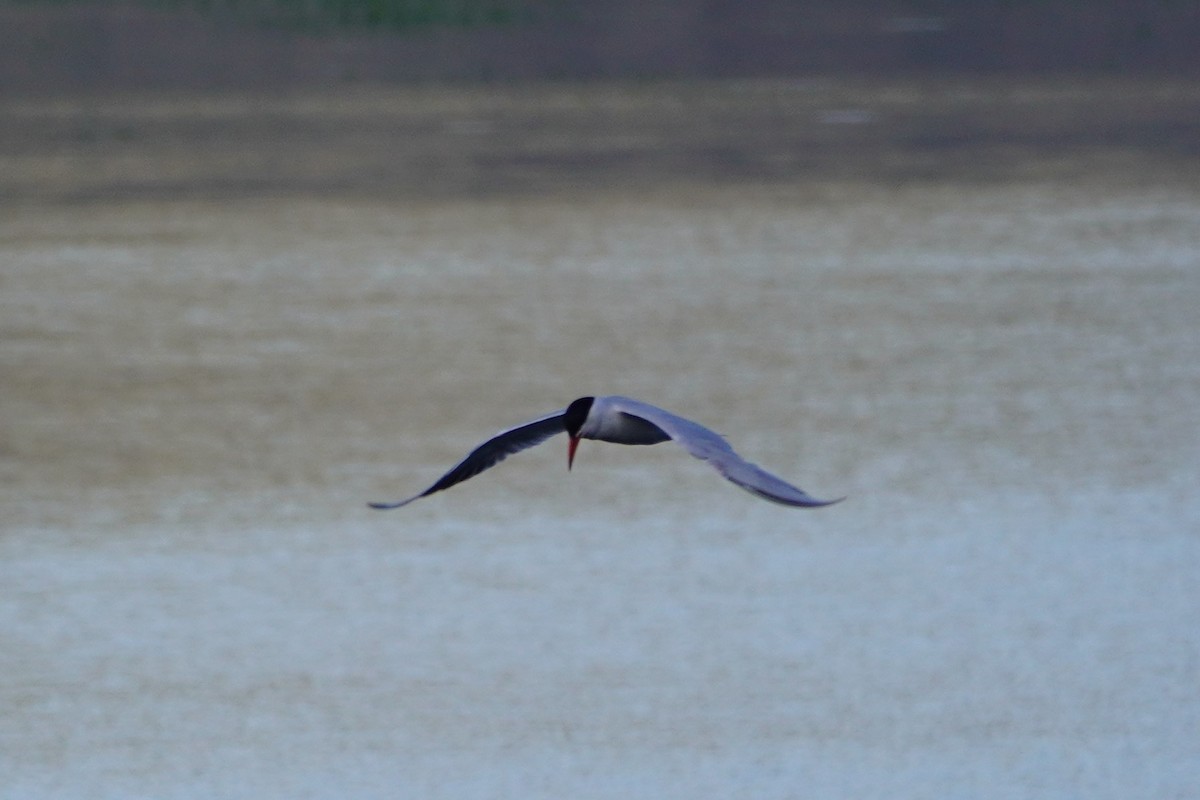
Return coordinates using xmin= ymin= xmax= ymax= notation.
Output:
xmin=563 ymin=396 xmax=594 ymax=438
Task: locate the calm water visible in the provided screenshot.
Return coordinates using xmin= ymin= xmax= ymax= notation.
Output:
xmin=2 ymin=87 xmax=1199 ymax=797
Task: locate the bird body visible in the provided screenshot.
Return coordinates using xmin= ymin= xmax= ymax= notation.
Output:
xmin=369 ymin=395 xmax=841 ymax=510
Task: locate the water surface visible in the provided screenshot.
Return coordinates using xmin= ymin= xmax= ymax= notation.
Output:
xmin=2 ymin=83 xmax=1199 ymax=798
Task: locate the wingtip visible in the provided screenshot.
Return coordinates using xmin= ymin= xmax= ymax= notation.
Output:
xmin=789 ymin=494 xmax=845 ymax=508
xmin=367 ymin=498 xmax=416 ymax=510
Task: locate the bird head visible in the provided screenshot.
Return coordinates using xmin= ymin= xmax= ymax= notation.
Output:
xmin=563 ymin=396 xmax=594 ymax=471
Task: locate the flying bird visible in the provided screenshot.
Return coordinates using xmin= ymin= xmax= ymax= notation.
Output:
xmin=369 ymin=395 xmax=842 ymax=510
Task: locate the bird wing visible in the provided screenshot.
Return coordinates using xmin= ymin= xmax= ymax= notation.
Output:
xmin=605 ymin=396 xmax=843 ymax=508
xmin=368 ymin=409 xmax=567 ymax=509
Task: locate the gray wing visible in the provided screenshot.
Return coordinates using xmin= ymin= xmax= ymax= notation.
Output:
xmin=606 ymin=396 xmax=843 ymax=508
xmin=369 ymin=410 xmax=567 ymax=509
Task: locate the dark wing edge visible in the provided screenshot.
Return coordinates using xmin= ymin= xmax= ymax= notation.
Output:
xmin=368 ymin=410 xmax=566 ymax=510
xmin=714 ymin=458 xmax=844 ymax=508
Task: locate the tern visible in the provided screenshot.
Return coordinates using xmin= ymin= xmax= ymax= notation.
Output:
xmin=369 ymin=395 xmax=842 ymax=510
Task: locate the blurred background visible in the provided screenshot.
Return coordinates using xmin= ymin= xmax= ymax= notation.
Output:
xmin=2 ymin=3 xmax=1199 ymax=798
xmin=3 ymin=0 xmax=1200 ymax=202
xmin=4 ymin=0 xmax=1200 ymax=91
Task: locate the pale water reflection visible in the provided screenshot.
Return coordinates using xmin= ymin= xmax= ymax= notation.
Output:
xmin=2 ymin=173 xmax=1198 ymax=797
